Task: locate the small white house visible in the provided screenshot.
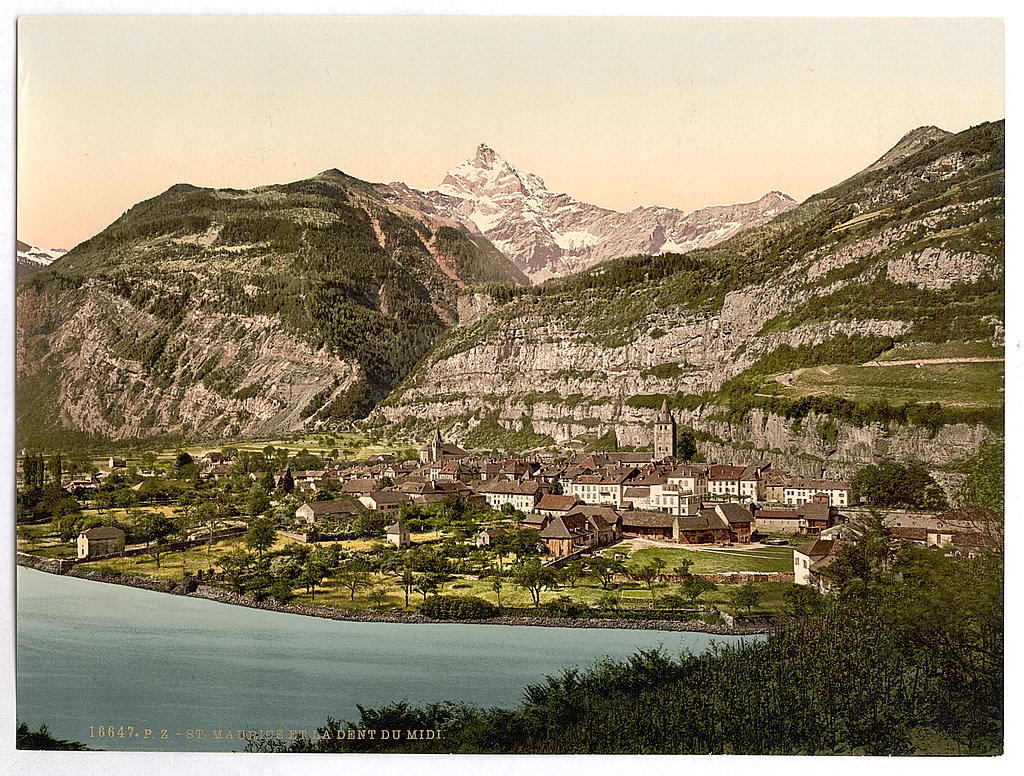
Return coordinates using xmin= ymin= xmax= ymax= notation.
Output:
xmin=385 ymin=521 xmax=411 ymax=548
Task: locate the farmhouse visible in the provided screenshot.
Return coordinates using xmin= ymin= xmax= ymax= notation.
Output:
xmin=77 ymin=526 xmax=125 ymax=559
xmin=294 ymin=499 xmax=362 ymax=526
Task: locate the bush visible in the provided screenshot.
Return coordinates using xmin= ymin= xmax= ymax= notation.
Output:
xmin=539 ymin=595 xmax=589 ymax=618
xmin=420 ymin=594 xmax=498 ymax=620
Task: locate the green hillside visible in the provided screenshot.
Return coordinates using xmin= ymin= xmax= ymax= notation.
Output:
xmin=16 ymin=169 xmax=527 ymax=450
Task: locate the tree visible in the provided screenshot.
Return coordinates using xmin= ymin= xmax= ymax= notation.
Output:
xmin=512 ymin=558 xmax=557 ymax=608
xmin=547 ymin=478 xmax=564 ymax=496
xmin=245 ymin=517 xmax=277 ymax=560
xmin=672 ymin=559 xmax=694 ymax=578
xmin=247 ymin=487 xmax=271 ymax=518
xmin=635 ymin=564 xmax=661 ymax=605
xmin=367 ymin=586 xmax=389 ymax=610
xmin=337 ymin=559 xmax=372 ymax=600
xmin=784 ymin=583 xmax=824 ymax=618
xmin=218 ymin=550 xmax=252 ymax=593
xmin=401 ymin=568 xmax=416 ymax=608
xmin=679 ymin=576 xmax=717 ymax=604
xmin=560 ymin=560 xmax=586 ymax=588
xmin=587 ymin=556 xmax=625 ymax=590
xmin=281 ymin=468 xmax=295 ymax=494
xmin=491 ymin=577 xmax=503 ymax=609
xmin=414 ymin=575 xmax=438 ymax=602
xmin=675 ymin=431 xmax=699 ymax=462
xmin=853 ymin=461 xmax=948 ymax=510
xmin=732 ymin=582 xmax=763 ymax=614
xmin=301 ymin=560 xmax=327 ymax=601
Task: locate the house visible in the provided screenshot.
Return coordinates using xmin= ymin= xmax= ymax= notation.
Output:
xmin=793 ymin=538 xmax=845 ymax=592
xmin=294 ymin=499 xmax=362 ymax=526
xmin=77 ymin=526 xmax=125 ymax=559
xmin=781 ymin=478 xmax=852 ymax=507
xmin=385 ymin=520 xmax=411 ymax=547
xmin=538 ymin=508 xmax=619 ymax=557
xmin=620 ymin=511 xmax=677 ymax=541
xmin=715 ymin=503 xmax=753 ymax=543
xmin=66 ymin=474 xmax=100 ymax=495
xmin=477 ymin=478 xmax=545 ymax=512
xmin=341 ymin=478 xmax=378 ymax=496
xmin=358 ymin=491 xmax=409 ymax=513
xmin=533 ymin=493 xmax=582 ymax=517
xmin=707 ymin=464 xmax=747 ymax=499
xmin=475 ymin=527 xmax=508 ymax=547
xmin=754 ymin=508 xmax=803 ymax=534
xmin=518 ymin=513 xmax=550 ymax=532
xmin=107 ymin=456 xmax=127 ymax=469
xmin=675 ymin=510 xmax=734 ymax=544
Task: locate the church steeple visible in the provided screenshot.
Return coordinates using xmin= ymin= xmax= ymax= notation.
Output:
xmin=652 ymin=399 xmax=676 ymax=461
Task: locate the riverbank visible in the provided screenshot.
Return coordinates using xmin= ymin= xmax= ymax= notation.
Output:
xmin=17 ymin=552 xmax=774 ymax=635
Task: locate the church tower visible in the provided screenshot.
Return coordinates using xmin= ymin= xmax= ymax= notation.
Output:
xmin=430 ymin=426 xmax=443 ymax=463
xmin=653 ymin=399 xmax=677 ymax=460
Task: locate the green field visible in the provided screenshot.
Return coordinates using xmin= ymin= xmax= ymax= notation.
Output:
xmin=764 ymin=361 xmax=1003 ymax=409
xmin=623 ymin=545 xmax=794 ymax=574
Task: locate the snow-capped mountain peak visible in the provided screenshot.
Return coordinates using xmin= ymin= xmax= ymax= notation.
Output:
xmin=378 ymin=145 xmax=797 ymax=284
xmin=16 ymin=239 xmax=67 ymax=277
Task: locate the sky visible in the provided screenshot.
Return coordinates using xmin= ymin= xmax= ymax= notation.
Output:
xmin=16 ymin=15 xmax=1004 ymax=249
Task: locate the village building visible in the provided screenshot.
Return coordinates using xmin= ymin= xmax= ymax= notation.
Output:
xmin=533 ymin=493 xmax=583 ymax=517
xmin=385 ymin=520 xmax=411 ymax=547
xmin=707 ymin=464 xmax=747 ymax=499
xmin=66 ymin=474 xmax=100 ymax=495
xmin=793 ymin=538 xmax=845 ymax=592
xmin=518 ymin=512 xmax=550 ymax=532
xmin=714 ymin=503 xmax=754 ymax=543
xmin=107 ymin=456 xmax=127 ymax=469
xmin=781 ymin=478 xmax=852 ymax=507
xmin=419 ymin=427 xmax=470 ymax=464
xmin=341 ymin=478 xmax=378 ymax=496
xmin=565 ymin=468 xmax=635 ymax=507
xmin=477 ymin=478 xmax=545 ymax=512
xmin=652 ymin=399 xmax=677 ymax=460
xmin=475 ymin=527 xmax=508 ymax=548
xmin=358 ymin=491 xmax=409 ymax=513
xmin=754 ymin=502 xmax=834 ymax=536
xmin=77 ymin=526 xmax=125 ymax=559
xmin=294 ymin=499 xmax=362 ymax=526
xmin=538 ymin=508 xmax=619 ymax=558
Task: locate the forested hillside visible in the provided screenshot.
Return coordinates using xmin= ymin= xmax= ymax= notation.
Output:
xmin=16 ymin=169 xmax=526 ymax=450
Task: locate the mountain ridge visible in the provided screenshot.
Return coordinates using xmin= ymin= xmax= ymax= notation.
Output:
xmin=377 ymin=144 xmax=797 ymax=283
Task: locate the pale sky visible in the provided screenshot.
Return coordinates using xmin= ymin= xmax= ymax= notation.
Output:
xmin=17 ymin=16 xmax=1004 ymax=249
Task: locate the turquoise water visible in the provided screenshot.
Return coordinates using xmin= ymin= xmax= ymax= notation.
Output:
xmin=16 ymin=566 xmax=755 ymax=751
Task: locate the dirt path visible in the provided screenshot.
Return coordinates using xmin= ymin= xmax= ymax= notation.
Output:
xmin=861 ymin=357 xmax=1004 ymax=367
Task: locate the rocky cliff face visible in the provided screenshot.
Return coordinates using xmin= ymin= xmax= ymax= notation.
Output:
xmin=376 ymin=144 xmax=797 ymax=284
xmin=372 ymin=122 xmax=1004 ymax=473
xmin=16 ymin=169 xmax=527 ymax=448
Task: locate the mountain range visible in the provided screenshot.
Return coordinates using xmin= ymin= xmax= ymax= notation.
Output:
xmin=374 ymin=122 xmax=1004 ymax=477
xmin=377 ymin=144 xmax=796 ymax=283
xmin=16 ymin=239 xmax=67 ymax=279
xmin=16 ymin=122 xmax=1004 ymax=476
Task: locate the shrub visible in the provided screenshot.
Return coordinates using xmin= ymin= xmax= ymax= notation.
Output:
xmin=420 ymin=594 xmax=498 ymax=620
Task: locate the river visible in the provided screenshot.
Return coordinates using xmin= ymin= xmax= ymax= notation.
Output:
xmin=16 ymin=566 xmax=757 ymax=751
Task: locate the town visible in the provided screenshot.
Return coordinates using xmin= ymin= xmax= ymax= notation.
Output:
xmin=16 ymin=401 xmax=996 ymax=624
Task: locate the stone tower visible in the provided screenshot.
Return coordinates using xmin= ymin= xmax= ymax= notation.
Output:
xmin=653 ymin=399 xmax=677 ymax=460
